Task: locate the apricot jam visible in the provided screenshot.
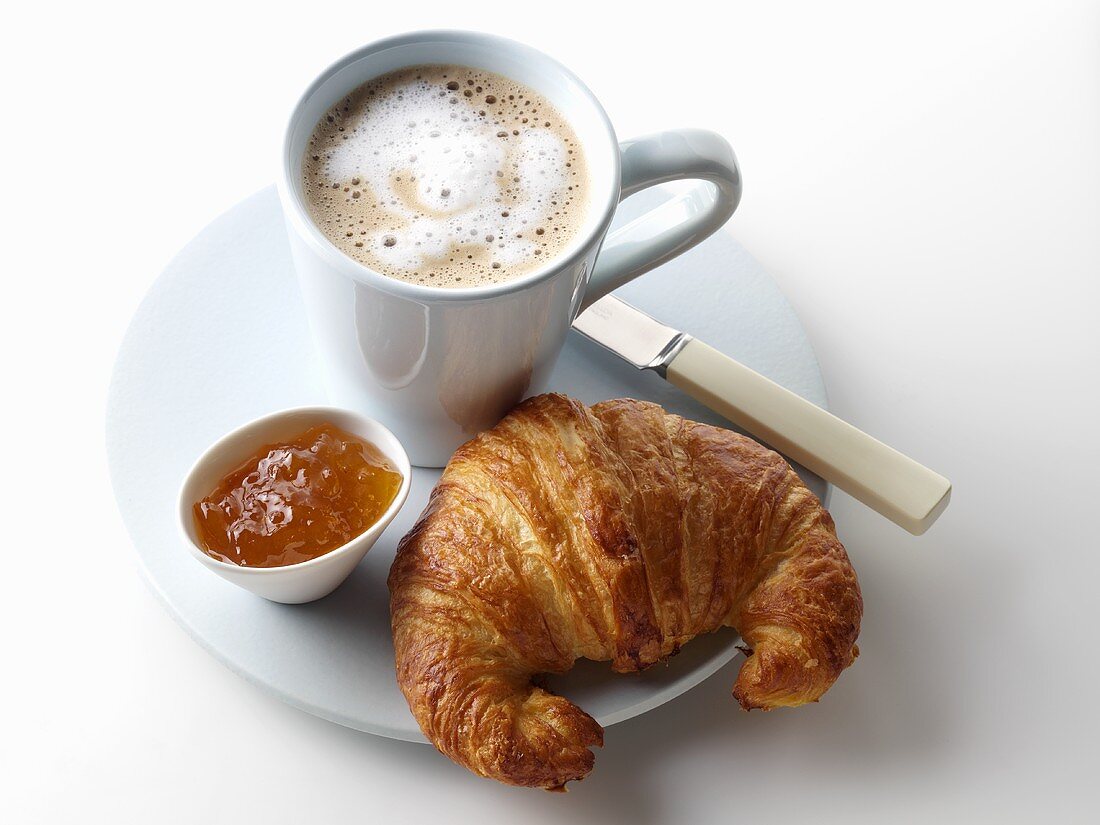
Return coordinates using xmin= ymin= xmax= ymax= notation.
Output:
xmin=193 ymin=423 xmax=402 ymax=567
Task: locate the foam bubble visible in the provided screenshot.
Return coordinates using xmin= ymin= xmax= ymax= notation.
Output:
xmin=302 ymin=66 xmax=588 ymax=287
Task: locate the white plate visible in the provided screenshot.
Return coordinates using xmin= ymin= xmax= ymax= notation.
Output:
xmin=106 ymin=186 xmax=829 ymax=743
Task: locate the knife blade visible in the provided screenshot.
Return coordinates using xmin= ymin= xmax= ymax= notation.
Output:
xmin=572 ymin=295 xmax=951 ymax=535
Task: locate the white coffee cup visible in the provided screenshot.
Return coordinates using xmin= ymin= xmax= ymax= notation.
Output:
xmin=278 ymin=30 xmax=742 ymax=467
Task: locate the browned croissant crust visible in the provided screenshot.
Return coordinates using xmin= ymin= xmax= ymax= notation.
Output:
xmin=388 ymin=394 xmax=861 ymax=789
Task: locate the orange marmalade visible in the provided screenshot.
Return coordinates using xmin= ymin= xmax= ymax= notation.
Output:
xmin=193 ymin=423 xmax=402 ymax=567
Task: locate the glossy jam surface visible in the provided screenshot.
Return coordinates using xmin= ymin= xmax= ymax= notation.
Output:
xmin=193 ymin=423 xmax=402 ymax=568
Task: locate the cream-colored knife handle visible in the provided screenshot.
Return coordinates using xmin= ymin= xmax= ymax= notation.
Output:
xmin=666 ymin=339 xmax=951 ymax=535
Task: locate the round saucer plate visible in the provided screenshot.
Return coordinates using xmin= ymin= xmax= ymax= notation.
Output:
xmin=107 ymin=186 xmax=829 ymax=743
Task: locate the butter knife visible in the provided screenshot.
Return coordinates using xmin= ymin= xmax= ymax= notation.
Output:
xmin=573 ymin=295 xmax=951 ymax=535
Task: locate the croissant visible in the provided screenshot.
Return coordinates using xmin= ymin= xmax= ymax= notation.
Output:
xmin=388 ymin=394 xmax=861 ymax=789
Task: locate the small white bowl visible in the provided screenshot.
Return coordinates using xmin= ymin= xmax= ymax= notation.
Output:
xmin=177 ymin=406 xmax=412 ymax=604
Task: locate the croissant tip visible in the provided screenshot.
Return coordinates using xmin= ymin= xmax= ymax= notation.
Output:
xmin=732 ymin=686 xmax=763 ymax=711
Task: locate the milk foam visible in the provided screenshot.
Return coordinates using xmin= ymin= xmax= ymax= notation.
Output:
xmin=302 ymin=66 xmax=588 ymax=286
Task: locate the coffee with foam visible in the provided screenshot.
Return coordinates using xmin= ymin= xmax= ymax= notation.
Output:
xmin=302 ymin=65 xmax=590 ymax=287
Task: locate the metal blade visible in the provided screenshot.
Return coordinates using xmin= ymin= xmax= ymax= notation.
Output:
xmin=572 ymin=295 xmax=692 ymax=374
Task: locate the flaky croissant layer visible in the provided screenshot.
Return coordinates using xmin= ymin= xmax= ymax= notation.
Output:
xmin=389 ymin=394 xmax=861 ymax=789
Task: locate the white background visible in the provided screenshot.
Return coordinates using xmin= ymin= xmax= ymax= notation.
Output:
xmin=4 ymin=1 xmax=1098 ymax=822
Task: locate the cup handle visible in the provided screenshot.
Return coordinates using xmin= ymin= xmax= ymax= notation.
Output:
xmin=579 ymin=129 xmax=742 ymax=312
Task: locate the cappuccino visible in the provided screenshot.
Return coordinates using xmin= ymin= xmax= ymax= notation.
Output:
xmin=302 ymin=65 xmax=590 ymax=287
